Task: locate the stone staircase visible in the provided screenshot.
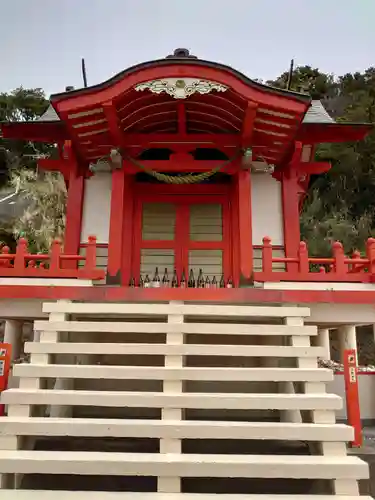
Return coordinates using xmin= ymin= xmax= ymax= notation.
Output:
xmin=0 ymin=300 xmax=371 ymax=499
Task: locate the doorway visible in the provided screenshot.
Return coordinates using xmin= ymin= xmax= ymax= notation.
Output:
xmin=131 ymin=188 xmax=232 ymax=285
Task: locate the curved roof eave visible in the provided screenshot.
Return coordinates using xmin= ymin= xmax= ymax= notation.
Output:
xmin=50 ymin=56 xmax=311 ymax=105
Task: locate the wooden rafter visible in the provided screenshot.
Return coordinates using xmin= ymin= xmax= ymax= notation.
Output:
xmin=241 ymin=102 xmax=258 ymax=148
xmin=103 ymin=101 xmax=124 ymax=147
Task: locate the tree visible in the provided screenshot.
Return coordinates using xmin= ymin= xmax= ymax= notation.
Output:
xmin=0 ymin=88 xmax=66 ymax=251
xmin=269 ymin=65 xmax=375 ymax=255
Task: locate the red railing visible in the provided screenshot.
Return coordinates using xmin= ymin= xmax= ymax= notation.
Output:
xmin=254 ymin=236 xmax=375 ymax=282
xmin=0 ymin=235 xmax=105 ymax=281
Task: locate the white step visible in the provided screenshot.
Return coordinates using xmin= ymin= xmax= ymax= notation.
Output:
xmin=0 ymin=450 xmax=367 ymax=478
xmin=43 ymin=302 xmax=311 ymax=318
xmin=34 ymin=321 xmax=316 ymax=336
xmin=13 ymin=365 xmax=331 ymax=382
xmin=0 ymin=494 xmax=372 ymax=500
xmin=0 ymin=417 xmax=354 ymax=441
xmin=24 ymin=342 xmax=325 ymax=358
xmin=1 ymin=389 xmax=342 ymax=410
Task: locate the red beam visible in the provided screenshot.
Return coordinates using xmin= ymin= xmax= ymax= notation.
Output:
xmin=0 ymin=122 xmax=67 ymax=143
xmin=296 ymin=161 xmax=331 ymax=175
xmin=102 ymin=101 xmax=124 ymax=148
xmin=122 ymin=133 xmax=240 ymax=148
xmin=4 ymin=285 xmax=375 ymax=304
xmin=38 ymin=159 xmax=71 ymax=181
xmin=123 ymin=157 xmax=239 ymax=174
xmin=297 ymin=123 xmax=372 ymax=144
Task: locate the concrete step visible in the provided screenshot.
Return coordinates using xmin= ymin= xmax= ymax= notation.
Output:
xmin=0 ymin=494 xmax=372 ymax=500
xmin=34 ymin=321 xmax=316 ymax=336
xmin=13 ymin=365 xmax=331 ymax=383
xmin=0 ymin=450 xmax=367 ymax=478
xmin=0 ymin=417 xmax=354 ymax=441
xmin=24 ymin=342 xmax=325 ymax=358
xmin=43 ymin=302 xmax=311 ymax=318
xmin=1 ymin=389 xmax=342 ymax=410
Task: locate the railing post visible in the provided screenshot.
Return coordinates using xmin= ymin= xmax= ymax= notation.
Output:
xmin=343 ymin=348 xmax=362 ymax=448
xmin=332 ymin=241 xmax=346 ymax=278
xmin=83 ymin=235 xmax=97 ymax=274
xmin=49 ymin=239 xmax=62 ymax=272
xmin=262 ymin=236 xmax=273 ymax=276
xmin=0 ymin=247 xmax=11 ymax=268
xmin=366 ymin=238 xmax=375 ymax=279
xmin=298 ymin=241 xmax=309 ymax=275
xmin=13 ymin=238 xmax=28 ymax=273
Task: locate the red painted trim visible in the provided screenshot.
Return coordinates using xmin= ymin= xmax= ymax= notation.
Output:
xmin=4 ymin=286 xmax=375 ymax=304
xmin=64 ymin=143 xmax=84 ymax=261
xmin=107 ymin=169 xmax=126 ymax=279
xmin=53 ymin=64 xmax=310 ymax=115
xmin=236 ymin=171 xmax=253 ymax=280
xmin=124 ymin=157 xmax=239 ymax=174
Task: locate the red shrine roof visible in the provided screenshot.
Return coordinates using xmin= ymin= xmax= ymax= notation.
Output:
xmin=1 ymin=48 xmax=372 ymax=167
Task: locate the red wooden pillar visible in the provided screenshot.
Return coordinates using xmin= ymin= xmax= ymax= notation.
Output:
xmin=281 ymin=167 xmax=300 ymax=272
xmin=64 ymin=144 xmax=84 ymax=261
xmin=235 ymin=170 xmax=253 ymax=284
xmin=107 ymin=169 xmax=134 ymax=285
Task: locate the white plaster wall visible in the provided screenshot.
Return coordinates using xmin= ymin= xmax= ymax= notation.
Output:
xmin=81 ymin=173 xmax=112 ymax=243
xmin=251 ymin=173 xmax=284 ymax=245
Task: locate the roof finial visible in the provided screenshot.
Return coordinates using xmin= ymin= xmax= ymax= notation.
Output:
xmin=166 ymin=48 xmax=197 ymax=59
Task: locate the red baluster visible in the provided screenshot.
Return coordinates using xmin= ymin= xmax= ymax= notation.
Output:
xmin=298 ymin=241 xmax=309 ymax=275
xmin=262 ymin=236 xmax=273 ymax=276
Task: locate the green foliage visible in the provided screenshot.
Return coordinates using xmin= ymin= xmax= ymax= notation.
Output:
xmin=0 ymin=88 xmax=65 ymax=251
xmin=269 ymin=65 xmax=375 ymax=256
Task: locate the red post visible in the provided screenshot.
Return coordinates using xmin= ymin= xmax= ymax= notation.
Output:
xmin=298 ymin=241 xmax=309 ymax=275
xmin=0 ymin=247 xmax=11 ymax=268
xmin=262 ymin=237 xmax=273 ymax=276
xmin=343 ymin=348 xmax=362 ymax=448
xmin=0 ymin=343 xmax=12 ymax=416
xmin=14 ymin=238 xmax=28 ymax=273
xmin=49 ymin=239 xmax=62 ymax=272
xmin=333 ymin=241 xmax=346 ymax=277
xmin=84 ymin=235 xmax=97 ymax=273
xmin=366 ymin=238 xmax=375 ymax=277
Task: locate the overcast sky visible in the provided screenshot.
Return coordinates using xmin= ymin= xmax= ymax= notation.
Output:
xmin=1 ymin=0 xmax=374 ymax=97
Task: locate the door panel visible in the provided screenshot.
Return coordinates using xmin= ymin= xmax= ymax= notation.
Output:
xmin=134 ymin=194 xmax=230 ymax=284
